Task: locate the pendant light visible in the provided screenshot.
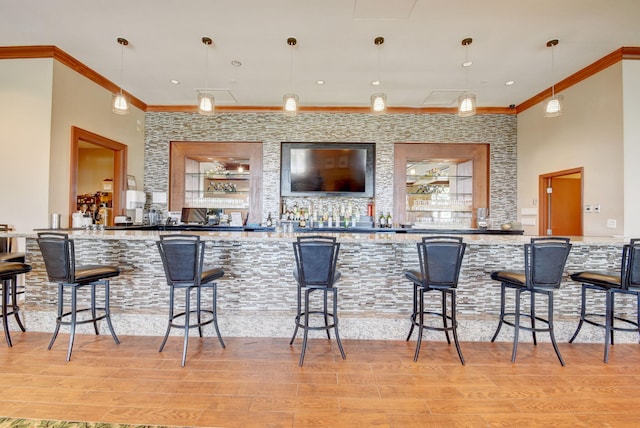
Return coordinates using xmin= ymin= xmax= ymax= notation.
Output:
xmin=544 ymin=39 xmax=563 ymax=117
xmin=283 ymin=37 xmax=298 ymax=116
xmin=197 ymin=37 xmax=215 ymax=115
xmin=457 ymin=37 xmax=476 ymax=117
xmin=112 ymin=37 xmax=129 ymax=115
xmin=370 ymin=36 xmax=386 ymax=114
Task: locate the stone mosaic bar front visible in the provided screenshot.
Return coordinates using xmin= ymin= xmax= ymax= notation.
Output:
xmin=9 ymin=230 xmax=633 ymax=343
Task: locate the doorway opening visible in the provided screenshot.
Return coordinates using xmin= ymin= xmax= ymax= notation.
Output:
xmin=70 ymin=127 xmax=127 ymax=226
xmin=539 ymin=167 xmax=583 ymax=236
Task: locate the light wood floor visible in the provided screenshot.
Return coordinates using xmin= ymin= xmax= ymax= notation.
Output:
xmin=1 ymin=332 xmax=640 ymax=427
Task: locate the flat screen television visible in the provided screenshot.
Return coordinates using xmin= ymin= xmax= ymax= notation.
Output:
xmin=180 ymin=207 xmax=207 ymax=224
xmin=281 ymin=142 xmax=375 ymax=197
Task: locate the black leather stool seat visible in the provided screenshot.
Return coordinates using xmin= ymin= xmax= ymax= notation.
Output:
xmin=202 ymin=268 xmax=225 ymax=284
xmin=570 ymin=271 xmax=620 ymax=288
xmin=0 ymin=261 xmax=32 ymax=347
xmin=74 ymin=265 xmax=120 ymax=284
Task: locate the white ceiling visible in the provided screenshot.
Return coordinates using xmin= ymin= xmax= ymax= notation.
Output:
xmin=1 ymin=0 xmax=639 ymax=109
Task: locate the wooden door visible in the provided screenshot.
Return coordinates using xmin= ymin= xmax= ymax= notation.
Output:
xmin=539 ymin=168 xmax=583 ymax=236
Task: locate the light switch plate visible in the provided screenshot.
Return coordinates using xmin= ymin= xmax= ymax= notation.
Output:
xmin=584 ymin=204 xmax=592 ymax=213
xmin=593 ymin=205 xmax=601 ymax=213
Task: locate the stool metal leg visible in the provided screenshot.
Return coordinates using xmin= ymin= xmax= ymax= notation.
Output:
xmin=406 ymin=283 xmax=418 ymax=341
xmin=450 ymin=289 xmax=465 ymax=365
xmin=103 ymin=281 xmax=119 ymax=344
xmin=491 ymin=283 xmax=506 ymax=342
xmin=511 ymin=288 xmax=522 ymax=363
xmin=569 ymin=285 xmax=587 ymax=343
xmin=332 ymin=288 xmax=345 ymax=360
xmin=547 ymin=290 xmax=564 ymax=366
xmin=11 ymin=278 xmax=25 ymax=332
xmin=604 ymin=290 xmax=613 ymax=363
xmin=159 ymin=286 xmax=174 ymax=353
xmin=181 ymin=286 xmax=191 ymax=367
xmin=442 ymin=291 xmax=451 ymax=344
xmin=48 ymin=284 xmax=64 ymax=351
xmin=2 ymin=279 xmax=11 ymax=346
xmin=91 ymin=283 xmax=99 ymax=335
xmin=299 ymin=288 xmax=312 ymax=366
xmin=67 ymin=286 xmax=78 ymax=362
xmin=212 ymin=282 xmax=225 ymax=348
xmin=414 ymin=288 xmax=425 ymax=362
xmin=530 ymin=291 xmax=537 ymax=346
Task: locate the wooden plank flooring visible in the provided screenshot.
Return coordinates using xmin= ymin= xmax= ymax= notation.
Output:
xmin=0 ymin=332 xmax=639 ymax=427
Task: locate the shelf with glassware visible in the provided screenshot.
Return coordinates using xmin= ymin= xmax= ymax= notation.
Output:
xmin=406 ymin=175 xmax=473 ymax=229
xmin=184 ymin=173 xmax=250 ymax=211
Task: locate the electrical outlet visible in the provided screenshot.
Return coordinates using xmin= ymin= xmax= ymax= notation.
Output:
xmin=593 ymin=205 xmax=601 ymax=213
xmin=607 ymin=219 xmax=616 ymax=228
xmin=584 ymin=204 xmax=592 ymax=213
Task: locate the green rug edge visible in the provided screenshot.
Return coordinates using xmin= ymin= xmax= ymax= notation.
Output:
xmin=0 ymin=418 xmax=181 ymax=428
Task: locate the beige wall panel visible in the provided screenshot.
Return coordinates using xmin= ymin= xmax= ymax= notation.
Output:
xmin=517 ymin=63 xmax=624 ymax=236
xmin=622 ymin=60 xmax=640 ymax=238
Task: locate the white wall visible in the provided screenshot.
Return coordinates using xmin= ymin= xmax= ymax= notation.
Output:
xmin=0 ymin=59 xmax=53 ymax=231
xmin=622 ymin=60 xmax=640 ymax=238
xmin=517 ymin=63 xmax=624 ymax=236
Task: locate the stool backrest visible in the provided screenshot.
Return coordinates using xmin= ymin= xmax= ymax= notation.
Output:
xmin=36 ymin=232 xmax=75 ymax=283
xmin=157 ymin=235 xmax=205 ymax=286
xmin=417 ymin=236 xmax=466 ymax=288
xmin=293 ymin=237 xmax=340 ymax=288
xmin=622 ymin=239 xmax=640 ymax=290
xmin=525 ymin=237 xmax=572 ymax=289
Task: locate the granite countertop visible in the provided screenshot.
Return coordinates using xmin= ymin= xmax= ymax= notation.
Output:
xmin=1 ymin=228 xmax=629 ymax=246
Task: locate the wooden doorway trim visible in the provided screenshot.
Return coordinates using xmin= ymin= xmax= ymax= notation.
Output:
xmin=70 ymin=126 xmax=127 ymax=225
xmin=538 ymin=167 xmax=583 ymax=236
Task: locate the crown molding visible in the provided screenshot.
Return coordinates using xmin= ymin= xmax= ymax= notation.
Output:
xmin=0 ymin=45 xmax=147 ymax=111
xmin=516 ymin=46 xmax=640 ymax=113
xmin=3 ymin=45 xmax=638 ymax=115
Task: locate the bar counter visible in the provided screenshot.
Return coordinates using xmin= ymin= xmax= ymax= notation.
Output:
xmin=5 ymin=229 xmax=632 ymax=343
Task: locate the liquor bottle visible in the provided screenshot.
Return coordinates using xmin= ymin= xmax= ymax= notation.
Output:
xmin=266 ymin=212 xmax=273 ymax=227
xmin=379 ymin=212 xmax=386 ymax=228
xmin=386 ymin=212 xmax=393 ymax=228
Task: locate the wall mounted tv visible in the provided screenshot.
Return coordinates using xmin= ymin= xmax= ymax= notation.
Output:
xmin=281 ymin=142 xmax=375 ymax=197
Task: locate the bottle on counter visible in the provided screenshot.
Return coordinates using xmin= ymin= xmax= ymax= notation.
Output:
xmin=378 ymin=212 xmax=386 ymax=228
xmin=386 ymin=212 xmax=393 ymax=228
xmin=266 ymin=212 xmax=273 ymax=227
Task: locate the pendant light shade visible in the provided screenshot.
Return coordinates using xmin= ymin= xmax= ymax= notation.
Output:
xmin=197 ymin=37 xmax=215 ymax=115
xmin=370 ymin=36 xmax=387 ymax=114
xmin=197 ymin=90 xmax=215 ymax=115
xmin=371 ymin=93 xmax=387 ymax=114
xmin=458 ymin=37 xmax=476 ymax=117
xmin=457 ymin=94 xmax=476 ymax=117
xmin=112 ymin=37 xmax=129 ymax=115
xmin=544 ymin=39 xmax=563 ymax=117
xmin=283 ymin=93 xmax=299 ymax=116
xmin=283 ymin=37 xmax=298 ymax=116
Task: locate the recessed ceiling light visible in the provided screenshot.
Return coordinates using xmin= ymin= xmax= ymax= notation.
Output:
xmin=462 ymin=61 xmax=473 ymax=67
xmin=316 ymin=80 xmax=325 ymax=85
xmin=371 ymin=80 xmax=380 ymax=86
xmin=170 ymin=79 xmax=180 ymax=85
xmin=505 ymin=80 xmax=515 ymax=86
xmin=231 ymin=60 xmax=242 ymax=67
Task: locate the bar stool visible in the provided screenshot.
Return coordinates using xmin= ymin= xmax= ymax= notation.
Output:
xmin=290 ymin=236 xmax=345 ymax=366
xmin=36 ymin=232 xmax=120 ymax=361
xmin=156 ymin=235 xmax=225 ymax=367
xmin=0 ymin=261 xmax=31 ymax=346
xmin=490 ymin=237 xmax=572 ymax=365
xmin=569 ymin=239 xmax=640 ymax=362
xmin=405 ymin=236 xmax=466 ymax=363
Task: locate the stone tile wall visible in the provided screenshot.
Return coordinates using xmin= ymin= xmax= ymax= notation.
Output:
xmin=144 ymin=112 xmax=517 ymax=225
